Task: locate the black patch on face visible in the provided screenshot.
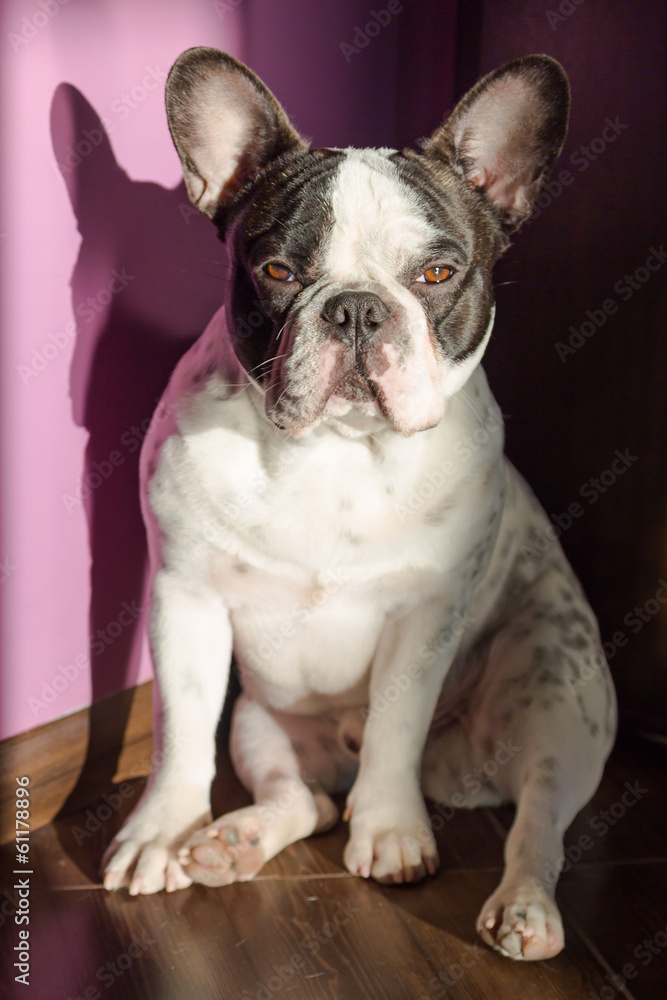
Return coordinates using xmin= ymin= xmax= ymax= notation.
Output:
xmin=220 ymin=148 xmax=344 ymax=378
xmin=387 ymin=150 xmax=503 ymax=363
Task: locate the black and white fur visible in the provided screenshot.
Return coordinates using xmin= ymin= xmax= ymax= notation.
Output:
xmin=102 ymin=49 xmax=616 ymax=961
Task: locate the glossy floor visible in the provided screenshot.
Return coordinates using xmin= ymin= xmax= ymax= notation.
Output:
xmin=1 ymin=735 xmax=666 ymax=1000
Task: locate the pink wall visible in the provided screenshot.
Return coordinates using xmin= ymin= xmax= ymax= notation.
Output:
xmin=0 ymin=0 xmax=456 ymax=742
xmin=0 ymin=0 xmax=242 ymax=740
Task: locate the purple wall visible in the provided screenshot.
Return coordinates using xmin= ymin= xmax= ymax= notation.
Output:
xmin=0 ymin=0 xmax=457 ymax=740
xmin=244 ymin=0 xmax=456 ymax=149
xmin=469 ymin=0 xmax=667 ymax=728
xmin=2 ymin=0 xmax=663 ymax=742
xmin=0 ymin=0 xmax=248 ymax=740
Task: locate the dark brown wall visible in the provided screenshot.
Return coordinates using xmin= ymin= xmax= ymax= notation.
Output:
xmin=465 ymin=0 xmax=667 ymax=731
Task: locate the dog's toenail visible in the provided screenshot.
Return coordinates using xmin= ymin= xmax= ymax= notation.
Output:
xmin=224 ymin=828 xmax=240 ymax=845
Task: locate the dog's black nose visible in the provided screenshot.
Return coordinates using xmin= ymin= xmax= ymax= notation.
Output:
xmin=321 ymin=291 xmax=390 ymax=346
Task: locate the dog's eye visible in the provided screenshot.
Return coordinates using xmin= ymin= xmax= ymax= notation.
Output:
xmin=417 ymin=266 xmax=454 ymax=284
xmin=264 ymin=262 xmax=295 ymax=282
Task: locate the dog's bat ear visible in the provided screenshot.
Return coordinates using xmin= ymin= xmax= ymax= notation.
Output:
xmin=422 ymin=55 xmax=569 ymax=231
xmin=166 ymin=47 xmax=307 ymax=221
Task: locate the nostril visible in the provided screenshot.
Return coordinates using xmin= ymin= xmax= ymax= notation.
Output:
xmin=320 ymin=297 xmax=347 ymax=326
xmin=364 ymin=300 xmax=389 ymax=325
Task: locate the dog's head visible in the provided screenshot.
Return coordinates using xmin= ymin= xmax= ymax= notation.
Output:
xmin=166 ymin=49 xmax=568 ymax=437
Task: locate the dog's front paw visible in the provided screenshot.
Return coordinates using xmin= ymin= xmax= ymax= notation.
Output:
xmin=101 ymin=786 xmax=211 ymax=895
xmin=476 ymin=878 xmax=565 ymax=960
xmin=343 ymin=782 xmax=439 ymax=883
xmin=177 ymin=805 xmax=271 ymax=887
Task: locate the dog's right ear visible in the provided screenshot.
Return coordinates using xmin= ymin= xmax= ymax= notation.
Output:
xmin=166 ymin=47 xmax=306 ymax=221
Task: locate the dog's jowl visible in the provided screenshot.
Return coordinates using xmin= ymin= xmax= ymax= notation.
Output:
xmin=102 ymin=48 xmax=617 ymax=961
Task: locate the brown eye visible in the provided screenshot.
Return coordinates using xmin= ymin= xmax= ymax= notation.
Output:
xmin=418 ymin=266 xmax=454 ymax=284
xmin=264 ymin=262 xmax=294 ymax=282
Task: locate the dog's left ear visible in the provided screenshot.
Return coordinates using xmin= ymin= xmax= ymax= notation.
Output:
xmin=423 ymin=55 xmax=569 ymax=230
xmin=166 ymin=47 xmax=307 ymax=221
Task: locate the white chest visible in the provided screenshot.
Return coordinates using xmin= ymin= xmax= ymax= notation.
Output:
xmin=146 ymin=370 xmax=504 ymax=710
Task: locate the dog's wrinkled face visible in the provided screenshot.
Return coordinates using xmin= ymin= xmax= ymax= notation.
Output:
xmin=227 ymin=147 xmax=499 ymax=436
xmin=166 ymin=49 xmax=569 ymax=436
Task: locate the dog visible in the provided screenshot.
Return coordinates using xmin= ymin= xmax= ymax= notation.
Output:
xmin=102 ymin=47 xmax=617 ymax=961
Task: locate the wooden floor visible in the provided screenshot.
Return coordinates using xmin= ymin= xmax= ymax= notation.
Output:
xmin=2 ymin=733 xmax=667 ymax=1000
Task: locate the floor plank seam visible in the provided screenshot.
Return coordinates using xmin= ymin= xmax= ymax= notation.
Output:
xmin=567 ymin=915 xmax=638 ymax=1000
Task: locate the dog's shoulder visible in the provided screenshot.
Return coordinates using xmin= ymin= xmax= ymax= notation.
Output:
xmin=137 ymin=309 xmax=253 ymax=517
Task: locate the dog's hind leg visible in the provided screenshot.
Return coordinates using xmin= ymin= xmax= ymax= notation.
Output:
xmin=180 ymin=696 xmax=352 ymax=885
xmin=467 ymin=576 xmax=616 ymax=959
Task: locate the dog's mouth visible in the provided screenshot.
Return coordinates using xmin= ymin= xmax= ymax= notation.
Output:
xmin=262 ymin=322 xmax=388 ymax=433
xmin=267 ymin=366 xmax=384 ymax=435
xmin=330 ymin=368 xmax=380 ymax=405
xmin=320 ymin=369 xmax=384 ymax=427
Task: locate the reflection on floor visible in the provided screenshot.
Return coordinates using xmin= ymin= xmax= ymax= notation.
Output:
xmin=1 ymin=734 xmax=666 ymax=1000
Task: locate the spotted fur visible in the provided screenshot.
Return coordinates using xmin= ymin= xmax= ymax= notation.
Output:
xmin=103 ymin=48 xmax=616 ymax=963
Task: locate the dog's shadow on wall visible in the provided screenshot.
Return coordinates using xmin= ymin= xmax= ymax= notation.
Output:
xmin=50 ymin=84 xmax=228 ymax=866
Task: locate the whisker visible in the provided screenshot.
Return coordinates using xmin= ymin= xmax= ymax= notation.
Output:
xmin=457 ymin=387 xmax=485 ymax=426
xmin=271 ymin=384 xmax=292 ymax=411
xmin=261 ymin=214 xmax=290 ymax=232
xmin=250 ymin=353 xmax=288 ymax=374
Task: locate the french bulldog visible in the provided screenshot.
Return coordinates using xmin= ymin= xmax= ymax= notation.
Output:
xmin=102 ymin=47 xmax=616 ymax=961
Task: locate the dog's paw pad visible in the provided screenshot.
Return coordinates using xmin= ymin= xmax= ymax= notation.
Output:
xmin=179 ymin=810 xmax=267 ymax=886
xmin=477 ymin=883 xmax=564 ymax=960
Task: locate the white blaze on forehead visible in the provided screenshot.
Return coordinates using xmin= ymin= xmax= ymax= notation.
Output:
xmin=324 ymin=150 xmax=438 ymax=281
xmin=322 ymin=151 xmax=446 ymax=434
